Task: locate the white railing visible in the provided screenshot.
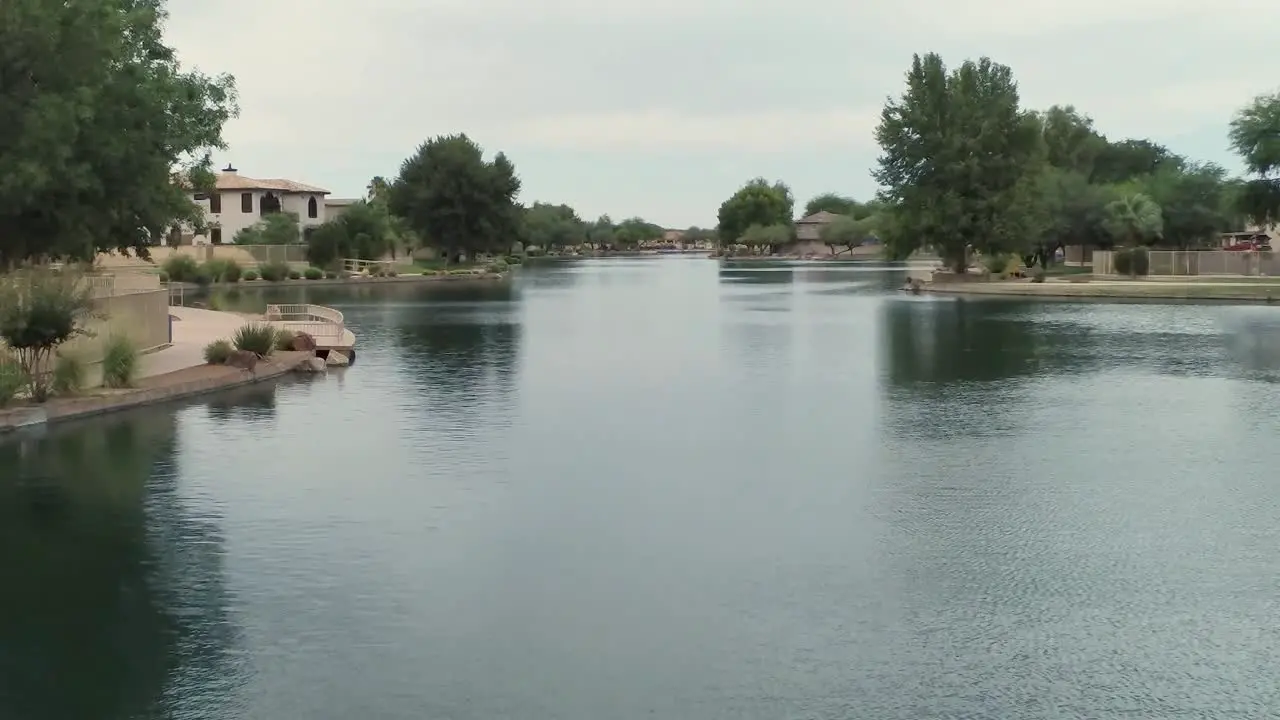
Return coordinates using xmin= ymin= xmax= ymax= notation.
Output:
xmin=263 ymin=303 xmax=346 ymax=341
xmin=341 ymin=258 xmax=393 ymax=274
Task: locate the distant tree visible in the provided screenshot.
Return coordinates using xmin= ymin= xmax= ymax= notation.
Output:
xmin=1090 ymin=139 xmax=1180 ymax=185
xmin=874 ymin=53 xmax=1043 ymax=272
xmin=302 ymin=201 xmax=394 ymax=267
xmin=388 ymin=134 xmax=522 ymax=264
xmin=0 ymin=0 xmax=237 ymax=266
xmin=233 ymin=212 xmax=301 ymax=245
xmin=681 ymin=227 xmax=716 ymax=246
xmin=717 ymin=179 xmax=793 ymax=244
xmin=522 ymin=203 xmax=587 ymax=249
xmin=1024 ymin=168 xmax=1116 ymax=267
xmin=366 ymin=176 xmax=390 ymax=202
xmin=1229 ymin=91 xmax=1280 ymax=227
xmin=803 ymin=193 xmax=859 ymax=218
xmin=586 ymin=215 xmax=615 ymax=248
xmin=613 ymin=217 xmax=665 ymax=248
xmin=1102 ymin=193 xmax=1163 ymax=246
xmin=819 ymin=215 xmax=878 ymax=256
xmin=1034 ymin=105 xmax=1106 ymax=175
xmin=740 ymin=223 xmax=792 ymax=253
xmin=1138 ymin=163 xmax=1232 ymax=248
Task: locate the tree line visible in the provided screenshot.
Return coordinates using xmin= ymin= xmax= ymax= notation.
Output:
xmin=2 ymin=3 xmax=1276 ymax=273
xmin=709 ymin=54 xmax=1280 ymax=271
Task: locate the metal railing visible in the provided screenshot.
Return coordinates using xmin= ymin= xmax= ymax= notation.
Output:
xmin=341 ymin=258 xmax=393 ymax=274
xmin=263 ymin=303 xmax=346 ymax=341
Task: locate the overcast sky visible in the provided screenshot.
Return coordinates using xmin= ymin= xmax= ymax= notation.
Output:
xmin=164 ymin=0 xmax=1277 ymax=228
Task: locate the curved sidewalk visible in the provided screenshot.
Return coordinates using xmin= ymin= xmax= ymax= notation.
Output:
xmin=139 ymin=307 xmax=258 ymax=380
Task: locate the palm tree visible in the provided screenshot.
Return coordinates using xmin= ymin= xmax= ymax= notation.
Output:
xmin=366 ymin=176 xmax=389 ymax=202
xmin=1103 ymin=193 xmax=1163 ymax=247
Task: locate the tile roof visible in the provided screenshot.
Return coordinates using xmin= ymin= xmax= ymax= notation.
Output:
xmin=213 ymin=171 xmax=329 ymax=194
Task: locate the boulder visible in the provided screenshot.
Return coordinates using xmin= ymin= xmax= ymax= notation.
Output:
xmin=325 ymin=351 xmax=350 ymax=367
xmin=294 ymin=356 xmax=326 ymax=374
xmin=291 ymin=331 xmax=317 ymax=351
xmin=227 ymin=350 xmax=258 ymax=372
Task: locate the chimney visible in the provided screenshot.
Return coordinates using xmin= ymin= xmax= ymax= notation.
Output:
xmin=223 ymin=163 xmax=237 ymax=173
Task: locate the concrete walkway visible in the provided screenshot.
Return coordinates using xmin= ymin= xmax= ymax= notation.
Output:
xmin=139 ymin=307 xmax=256 ymax=380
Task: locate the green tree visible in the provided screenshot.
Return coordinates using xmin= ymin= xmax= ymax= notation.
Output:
xmin=1024 ymin=168 xmax=1116 ymax=267
xmin=302 ymin=201 xmax=395 ymax=267
xmin=803 ymin=193 xmax=859 ymax=217
xmin=1229 ymin=91 xmax=1280 ymax=227
xmin=367 ymin=176 xmax=390 ymax=202
xmin=0 ymin=0 xmax=237 ymax=266
xmin=522 ymin=203 xmax=587 ymax=249
xmin=233 ymin=212 xmax=300 ymax=245
xmin=388 ymin=134 xmax=522 ymax=264
xmin=819 ymin=215 xmax=878 ymax=256
xmin=681 ymin=227 xmax=716 ymax=246
xmin=740 ymin=224 xmax=792 ymax=253
xmin=1138 ymin=163 xmax=1231 ymax=248
xmin=1090 ymin=139 xmax=1179 ymax=185
xmin=717 ymin=179 xmax=794 ymax=244
xmin=613 ymin=217 xmax=664 ymax=248
xmin=1035 ymin=105 xmax=1106 ymax=175
xmin=873 ymin=53 xmax=1043 ymax=272
xmin=586 ymin=215 xmax=616 ymax=249
xmin=1102 ymin=193 xmax=1163 ymax=246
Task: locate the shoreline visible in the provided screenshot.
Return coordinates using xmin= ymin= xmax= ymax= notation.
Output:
xmin=0 ymin=351 xmax=314 ymax=435
xmin=171 ymin=270 xmax=508 ymax=291
xmin=924 ymin=279 xmax=1280 ymax=303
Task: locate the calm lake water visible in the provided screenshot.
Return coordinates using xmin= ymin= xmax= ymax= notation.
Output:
xmin=4 ymin=257 xmax=1280 ymax=719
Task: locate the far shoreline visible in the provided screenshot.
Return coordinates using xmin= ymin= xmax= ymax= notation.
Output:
xmin=922 ymin=278 xmax=1280 ymax=303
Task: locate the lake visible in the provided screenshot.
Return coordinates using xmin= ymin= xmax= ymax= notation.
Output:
xmin=4 ymin=256 xmax=1280 ymax=719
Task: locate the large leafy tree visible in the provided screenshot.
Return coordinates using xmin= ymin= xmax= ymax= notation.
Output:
xmin=802 ymin=193 xmax=859 ymax=217
xmin=1024 ymin=167 xmax=1116 ymax=267
xmin=1035 ymin=105 xmax=1106 ymax=175
xmin=819 ymin=215 xmax=878 ymax=256
xmin=1137 ymin=162 xmax=1232 ymax=248
xmin=522 ymin=203 xmax=586 ymax=249
xmin=388 ymin=134 xmax=522 ymax=263
xmin=739 ymin=224 xmax=792 ymax=253
xmin=1229 ymin=91 xmax=1280 ymax=227
xmin=873 ymin=53 xmax=1043 ymax=272
xmin=1091 ymin=139 xmax=1179 ymax=185
xmin=613 ymin=217 xmax=664 ymax=248
xmin=304 ymin=201 xmax=395 ymax=267
xmin=717 ymin=179 xmax=793 ymax=244
xmin=0 ymin=0 xmax=237 ymax=265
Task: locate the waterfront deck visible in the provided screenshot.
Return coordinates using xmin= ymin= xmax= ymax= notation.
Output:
xmin=264 ymin=304 xmax=356 ymax=357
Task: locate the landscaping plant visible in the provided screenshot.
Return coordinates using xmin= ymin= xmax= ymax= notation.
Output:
xmin=0 ymin=354 xmax=26 ymax=407
xmin=203 ymin=339 xmax=233 ymax=364
xmin=162 ymin=255 xmax=201 ymax=283
xmin=232 ymin=323 xmax=277 ymax=357
xmin=287 ymin=269 xmax=301 ymax=280
xmin=0 ymin=267 xmax=97 ymax=402
xmin=243 ymin=269 xmax=259 ymax=281
xmin=51 ymin=351 xmax=86 ymax=395
xmin=304 ymin=267 xmax=323 ymax=280
xmin=101 ymin=334 xmax=138 ymax=388
xmin=273 ymin=329 xmax=297 ymax=351
xmin=258 ymin=261 xmax=290 ymax=282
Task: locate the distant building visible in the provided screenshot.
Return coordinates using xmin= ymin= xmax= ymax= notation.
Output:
xmin=175 ymin=165 xmax=330 ymax=245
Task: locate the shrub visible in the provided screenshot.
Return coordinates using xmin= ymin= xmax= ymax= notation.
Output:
xmin=287 ymin=269 xmax=302 ymax=280
xmin=157 ymin=271 xmax=169 ymax=282
xmin=243 ymin=269 xmax=259 ymax=281
xmin=325 ymin=270 xmax=338 ymax=279
xmin=387 ymin=267 xmax=398 ymax=277
xmin=1130 ymin=246 xmax=1150 ymax=276
xmin=52 ymin=351 xmax=86 ymax=395
xmin=203 ymin=339 xmax=233 ymax=364
xmin=258 ymin=261 xmax=290 ymax=282
xmin=1032 ymin=268 xmax=1046 ymax=283
xmin=193 ymin=268 xmax=212 ymax=286
xmin=203 ymin=258 xmax=242 ymax=283
xmin=982 ymin=253 xmax=1009 ymax=275
xmin=162 ymin=255 xmax=200 ymax=282
xmin=486 ymin=259 xmax=510 ymax=274
xmin=273 ymin=329 xmax=297 ymax=351
xmin=232 ymin=323 xmax=277 ymax=357
xmin=0 ymin=354 xmax=25 ymax=407
xmin=101 ymin=334 xmax=139 ymax=388
xmin=0 ymin=267 xmax=97 ymax=402
xmin=422 ymin=271 xmax=432 ymax=276
xmin=304 ymin=267 xmax=323 ymax=280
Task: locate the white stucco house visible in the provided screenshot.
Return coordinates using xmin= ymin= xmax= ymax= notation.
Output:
xmin=174 ymin=165 xmax=331 ymax=245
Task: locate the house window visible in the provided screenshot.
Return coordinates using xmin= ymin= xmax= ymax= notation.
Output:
xmin=210 ymin=193 xmax=222 ymax=213
xmin=210 ymin=228 xmax=222 ymax=245
xmin=241 ymin=192 xmax=253 ymax=213
xmin=307 ymin=196 xmax=318 ymax=219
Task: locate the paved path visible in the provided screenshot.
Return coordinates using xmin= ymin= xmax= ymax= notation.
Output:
xmin=139 ymin=307 xmax=256 ymax=380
